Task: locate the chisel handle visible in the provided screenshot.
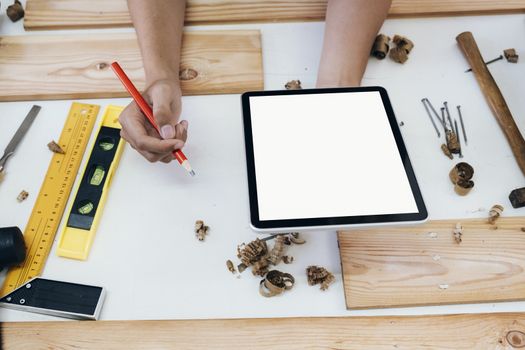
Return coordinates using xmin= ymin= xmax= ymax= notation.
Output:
xmin=456 ymin=31 xmax=525 ymax=177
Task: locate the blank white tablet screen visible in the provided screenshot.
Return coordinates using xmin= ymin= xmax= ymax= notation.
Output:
xmin=249 ymin=91 xmax=418 ymax=221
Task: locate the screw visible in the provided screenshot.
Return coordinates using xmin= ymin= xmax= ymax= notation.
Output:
xmin=26 ymin=283 xmax=31 ymax=289
xmin=421 ymin=99 xmax=441 ymax=137
xmin=6 ymin=297 xmax=11 ymax=302
xmin=457 ymin=106 xmax=467 ymax=145
xmin=19 ymin=299 xmax=25 ymax=304
xmin=465 ymin=55 xmax=504 ymax=72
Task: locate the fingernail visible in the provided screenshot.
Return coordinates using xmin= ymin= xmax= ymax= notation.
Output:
xmin=160 ymin=125 xmax=175 ymax=139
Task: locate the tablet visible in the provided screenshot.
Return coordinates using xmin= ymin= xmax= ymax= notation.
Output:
xmin=241 ymin=86 xmax=427 ymax=232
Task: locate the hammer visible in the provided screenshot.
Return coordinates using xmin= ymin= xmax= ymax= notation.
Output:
xmin=456 ymin=32 xmax=525 ymax=177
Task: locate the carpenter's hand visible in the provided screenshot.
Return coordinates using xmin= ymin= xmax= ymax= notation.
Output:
xmin=119 ymin=79 xmax=188 ymax=163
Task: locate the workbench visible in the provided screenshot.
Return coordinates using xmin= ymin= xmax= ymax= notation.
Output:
xmin=1 ymin=2 xmax=525 ymax=325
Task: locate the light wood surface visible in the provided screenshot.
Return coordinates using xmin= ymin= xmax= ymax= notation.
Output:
xmin=2 ymin=313 xmax=525 ymax=349
xmin=456 ymin=31 xmax=525 ymax=177
xmin=24 ymin=0 xmax=525 ymax=30
xmin=338 ymin=217 xmax=525 ymax=309
xmin=0 ymin=31 xmax=263 ymax=102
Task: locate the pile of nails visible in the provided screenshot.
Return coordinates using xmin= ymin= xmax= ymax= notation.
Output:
xmin=421 ymin=98 xmax=468 ymax=160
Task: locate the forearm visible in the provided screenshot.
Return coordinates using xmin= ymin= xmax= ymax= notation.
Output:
xmin=317 ymin=0 xmax=391 ymax=87
xmin=127 ymin=0 xmax=186 ymax=86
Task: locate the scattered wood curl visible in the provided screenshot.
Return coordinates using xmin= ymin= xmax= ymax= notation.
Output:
xmin=393 ymin=35 xmax=414 ymax=54
xmin=449 ymin=162 xmax=474 ymax=196
xmin=306 ymin=265 xmax=335 ymax=291
xmin=259 ymin=270 xmax=295 ymax=297
xmin=441 ymin=144 xmax=453 ymax=160
xmin=371 ymin=34 xmax=390 ymax=59
xmin=446 ymin=130 xmax=461 ymax=154
xmin=285 ymin=80 xmax=302 ymax=90
xmin=17 ymin=190 xmax=29 ymax=202
xmin=195 ymin=220 xmax=210 ymax=241
xmin=504 ymin=48 xmax=519 ymax=63
xmin=237 ymin=239 xmax=268 ymax=266
xmin=7 ymin=0 xmax=24 ymax=22
xmin=267 ymin=235 xmax=287 ymax=265
xmin=488 ymin=204 xmax=504 ymax=225
xmin=226 ymin=260 xmax=236 ymax=274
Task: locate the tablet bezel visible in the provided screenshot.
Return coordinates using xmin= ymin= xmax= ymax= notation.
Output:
xmin=241 ymin=86 xmax=427 ymax=232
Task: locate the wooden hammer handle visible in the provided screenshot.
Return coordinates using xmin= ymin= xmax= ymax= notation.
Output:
xmin=456 ymin=31 xmax=525 ymax=177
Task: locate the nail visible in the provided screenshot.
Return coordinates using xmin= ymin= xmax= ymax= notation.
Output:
xmin=160 ymin=125 xmax=175 ymax=139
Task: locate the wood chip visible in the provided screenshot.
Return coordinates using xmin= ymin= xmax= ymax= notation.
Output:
xmin=441 ymin=144 xmax=453 ymax=159
xmin=17 ymin=190 xmax=28 ymax=202
xmin=259 ymin=270 xmax=295 ymax=297
xmin=488 ymin=204 xmax=504 ymax=225
xmin=282 ymin=256 xmax=294 ymax=264
xmin=371 ymin=34 xmax=390 ymax=59
xmin=226 ymin=260 xmax=236 ymax=274
xmin=47 ymin=140 xmax=65 ymax=154
xmin=285 ymin=80 xmax=302 ymax=90
xmin=393 ymin=35 xmax=414 ymax=54
xmin=449 ymin=162 xmax=474 ymax=196
xmin=389 ymin=47 xmax=408 ymax=64
xmin=306 ymin=265 xmax=335 ymax=291
xmin=267 ymin=235 xmax=287 ymax=265
xmin=194 ymin=220 xmax=209 ymax=241
xmin=237 ymin=239 xmax=268 ymax=266
xmin=504 ymin=48 xmax=519 ymax=63
xmin=7 ymin=0 xmax=24 ymax=22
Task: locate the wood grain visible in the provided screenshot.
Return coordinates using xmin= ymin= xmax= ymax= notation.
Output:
xmin=338 ymin=217 xmax=525 ymax=309
xmin=24 ymin=0 xmax=525 ymax=30
xmin=456 ymin=31 xmax=525 ymax=177
xmin=0 ymin=31 xmax=263 ymax=102
xmin=2 ymin=313 xmax=525 ymax=349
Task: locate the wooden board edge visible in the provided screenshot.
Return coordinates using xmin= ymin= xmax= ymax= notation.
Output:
xmin=23 ymin=6 xmax=525 ymax=31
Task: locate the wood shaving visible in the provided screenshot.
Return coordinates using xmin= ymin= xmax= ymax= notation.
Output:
xmin=17 ymin=190 xmax=28 ymax=202
xmin=47 ymin=140 xmax=65 ymax=154
xmin=267 ymin=235 xmax=287 ymax=265
xmin=389 ymin=47 xmax=408 ymax=64
xmin=504 ymin=48 xmax=519 ymax=63
xmin=237 ymin=239 xmax=268 ymax=266
xmin=290 ymin=232 xmax=306 ymax=244
xmin=251 ymin=259 xmax=270 ymax=276
xmin=285 ymin=80 xmax=302 ymax=90
xmin=306 ymin=265 xmax=335 ymax=291
xmin=488 ymin=204 xmax=504 ymax=225
xmin=393 ymin=35 xmax=414 ymax=54
xmin=446 ymin=130 xmax=461 ymax=154
xmin=449 ymin=162 xmax=474 ymax=196
xmin=195 ymin=220 xmax=210 ymax=241
xmin=441 ymin=144 xmax=453 ymax=159
xmin=389 ymin=35 xmax=414 ymax=64
xmin=6 ymin=0 xmax=24 ymax=22
xmin=0 ymin=170 xmax=5 ymax=182
xmin=226 ymin=260 xmax=236 ymax=274
xmin=371 ymin=34 xmax=390 ymax=59
xmin=453 ymin=223 xmax=462 ymax=244
xmin=282 ymin=256 xmax=294 ymax=264
xmin=259 ymin=270 xmax=295 ymax=297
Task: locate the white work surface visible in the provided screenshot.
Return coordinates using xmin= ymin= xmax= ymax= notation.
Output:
xmin=1 ymin=6 xmax=525 ymax=321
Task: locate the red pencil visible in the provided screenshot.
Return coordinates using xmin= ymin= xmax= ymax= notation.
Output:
xmin=111 ymin=62 xmax=195 ymax=176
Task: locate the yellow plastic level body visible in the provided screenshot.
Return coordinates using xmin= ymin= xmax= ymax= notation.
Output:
xmin=57 ymin=105 xmax=125 ymax=260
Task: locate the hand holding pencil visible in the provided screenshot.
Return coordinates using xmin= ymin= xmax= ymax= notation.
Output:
xmin=111 ymin=62 xmax=195 ymax=176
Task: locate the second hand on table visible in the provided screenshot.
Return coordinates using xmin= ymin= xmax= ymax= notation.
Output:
xmin=110 ymin=62 xmax=195 ymax=176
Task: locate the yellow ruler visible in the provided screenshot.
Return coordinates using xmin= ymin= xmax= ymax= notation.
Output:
xmin=57 ymin=105 xmax=125 ymax=260
xmin=0 ymin=103 xmax=99 ymax=297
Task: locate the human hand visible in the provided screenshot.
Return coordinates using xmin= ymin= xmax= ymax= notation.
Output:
xmin=119 ymin=79 xmax=188 ymax=163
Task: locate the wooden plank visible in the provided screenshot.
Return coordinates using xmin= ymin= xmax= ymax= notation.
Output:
xmin=24 ymin=0 xmax=525 ymax=30
xmin=0 ymin=31 xmax=263 ymax=102
xmin=2 ymin=313 xmax=525 ymax=349
xmin=338 ymin=217 xmax=525 ymax=310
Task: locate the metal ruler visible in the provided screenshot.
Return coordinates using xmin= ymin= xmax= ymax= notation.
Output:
xmin=0 ymin=103 xmax=99 ymax=297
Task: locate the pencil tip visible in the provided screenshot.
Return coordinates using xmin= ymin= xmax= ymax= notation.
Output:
xmin=189 ymin=170 xmax=196 ymax=177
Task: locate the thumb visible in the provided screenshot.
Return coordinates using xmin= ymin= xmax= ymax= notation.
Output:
xmin=151 ymin=88 xmax=179 ymax=140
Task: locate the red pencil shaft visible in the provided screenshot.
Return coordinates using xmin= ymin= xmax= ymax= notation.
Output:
xmin=110 ymin=62 xmax=187 ymax=164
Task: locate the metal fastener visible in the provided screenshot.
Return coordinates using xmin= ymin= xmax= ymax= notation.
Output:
xmin=421 ymin=99 xmax=441 ymax=137
xmin=465 ymin=55 xmax=504 ymax=73
xmin=457 ymin=105 xmax=467 ymax=145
